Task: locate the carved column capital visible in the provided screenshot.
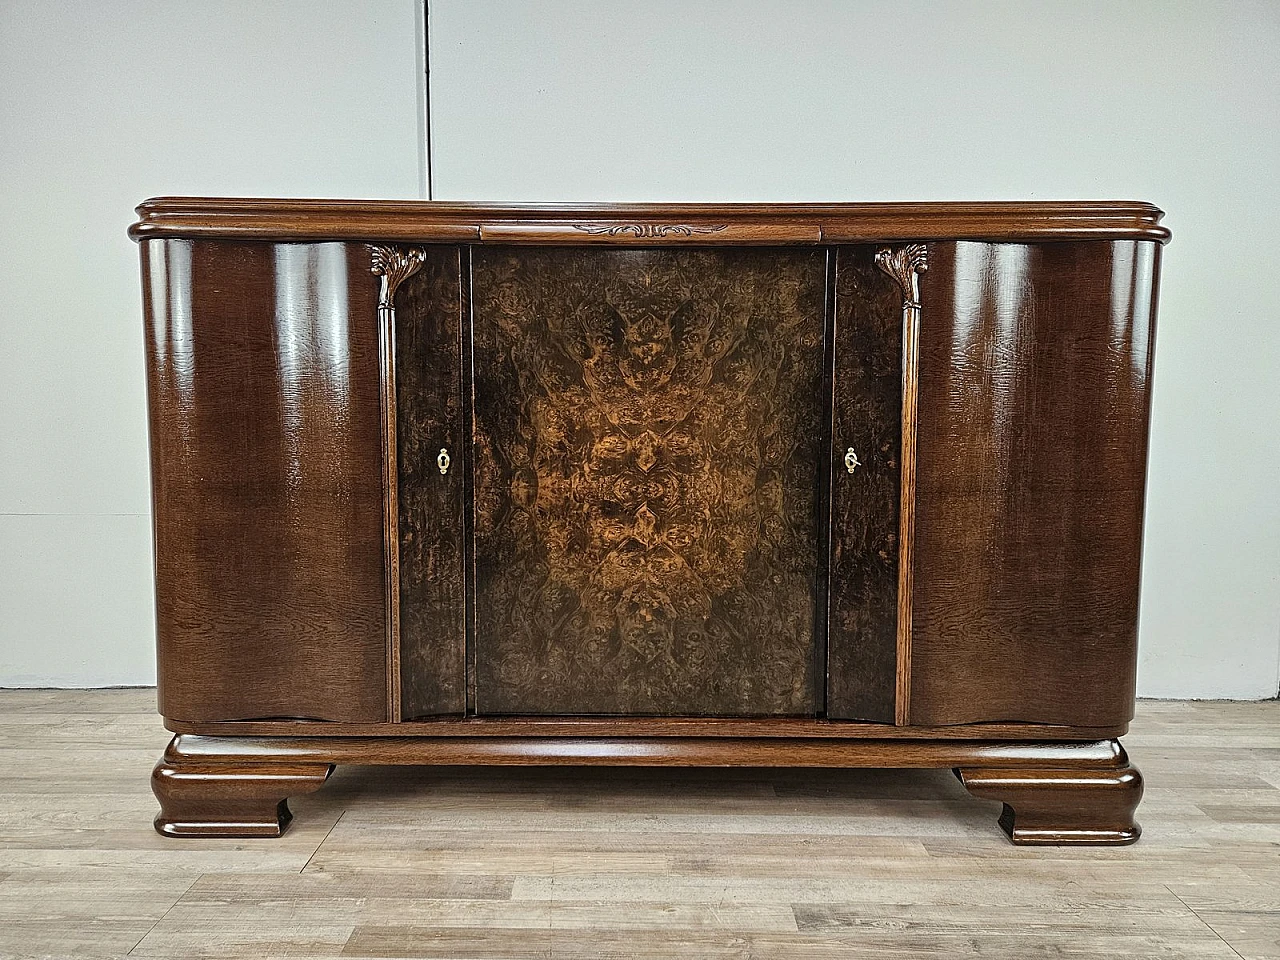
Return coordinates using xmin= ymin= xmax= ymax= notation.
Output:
xmin=875 ymin=243 xmax=929 ymax=309
xmin=370 ymin=245 xmax=427 ymax=309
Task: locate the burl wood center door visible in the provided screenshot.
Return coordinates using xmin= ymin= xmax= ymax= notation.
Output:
xmin=471 ymin=247 xmax=828 ymax=716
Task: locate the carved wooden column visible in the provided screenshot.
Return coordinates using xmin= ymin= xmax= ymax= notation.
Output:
xmin=875 ymin=244 xmax=928 ymax=725
xmin=370 ymin=245 xmax=426 ymax=721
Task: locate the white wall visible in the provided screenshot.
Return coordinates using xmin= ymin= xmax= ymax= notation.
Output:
xmin=0 ymin=0 xmax=424 ymax=685
xmin=427 ymin=0 xmax=1280 ymax=699
xmin=3 ymin=1 xmax=1277 ymax=699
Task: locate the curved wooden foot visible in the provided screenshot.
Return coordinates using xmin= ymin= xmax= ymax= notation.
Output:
xmin=151 ymin=736 xmax=332 ymax=838
xmin=957 ymin=743 xmax=1143 ymax=845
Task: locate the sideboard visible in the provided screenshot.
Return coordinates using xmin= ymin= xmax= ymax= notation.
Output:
xmin=131 ymin=199 xmax=1167 ymax=844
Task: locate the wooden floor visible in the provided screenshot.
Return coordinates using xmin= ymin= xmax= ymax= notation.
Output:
xmin=0 ymin=692 xmax=1276 ymax=959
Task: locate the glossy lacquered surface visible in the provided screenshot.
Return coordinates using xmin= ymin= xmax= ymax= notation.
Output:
xmin=135 ymin=199 xmax=1167 ymax=844
xmin=130 ymin=198 xmax=1171 ymax=244
xmin=911 ymin=241 xmax=1160 ymax=727
xmin=151 ymin=732 xmax=1142 ymax=843
xmin=142 ymin=240 xmax=388 ymax=723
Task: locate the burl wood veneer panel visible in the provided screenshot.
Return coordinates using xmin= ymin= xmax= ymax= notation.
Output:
xmin=910 ymin=240 xmax=1159 ymax=727
xmin=826 ymin=247 xmax=906 ymax=723
xmin=471 ymin=247 xmax=827 ymax=716
xmin=142 ymin=239 xmax=387 ymax=722
xmin=395 ymin=247 xmax=468 ymax=719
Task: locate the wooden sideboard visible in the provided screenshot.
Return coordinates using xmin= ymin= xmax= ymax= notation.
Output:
xmin=131 ymin=199 xmax=1167 ymax=844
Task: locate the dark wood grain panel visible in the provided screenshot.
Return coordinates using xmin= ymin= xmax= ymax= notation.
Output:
xmin=471 ymin=247 xmax=827 ymax=716
xmin=911 ymin=240 xmax=1160 ymax=727
xmin=142 ymin=239 xmax=387 ymax=723
xmin=826 ymin=247 xmax=905 ymax=722
xmin=395 ymin=247 xmax=468 ymax=719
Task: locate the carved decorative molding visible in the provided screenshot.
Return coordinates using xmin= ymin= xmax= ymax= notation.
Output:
xmin=874 ymin=243 xmax=929 ymax=727
xmin=370 ymin=245 xmax=427 ymax=310
xmin=369 ymin=244 xmax=426 ymax=722
xmin=875 ymin=243 xmax=929 ymax=309
xmin=572 ymin=223 xmax=729 ymax=239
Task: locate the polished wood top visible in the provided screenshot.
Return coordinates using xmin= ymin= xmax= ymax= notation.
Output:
xmin=129 ymin=198 xmax=1170 ymax=244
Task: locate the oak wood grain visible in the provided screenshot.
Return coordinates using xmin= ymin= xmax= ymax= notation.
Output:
xmin=910 ymin=241 xmax=1160 ymax=727
xmin=142 ymin=239 xmax=387 ymax=723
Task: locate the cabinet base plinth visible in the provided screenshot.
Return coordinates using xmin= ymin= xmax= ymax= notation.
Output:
xmin=957 ymin=751 xmax=1143 ymax=845
xmin=151 ymin=750 xmax=332 ymax=838
xmin=151 ymin=733 xmax=1141 ymax=844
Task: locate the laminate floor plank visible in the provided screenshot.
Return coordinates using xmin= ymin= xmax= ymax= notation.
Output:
xmin=316 ymin=805 xmax=999 ymax=839
xmin=0 ymin=690 xmax=1276 ymax=959
xmin=128 ymin=920 xmax=357 ymax=959
xmin=339 ymin=927 xmax=1244 ymax=959
xmin=793 ymin=897 xmax=1224 ymax=932
xmin=0 ymin=689 xmax=157 ymax=714
xmin=1199 ymin=804 xmax=1280 ymax=824
xmin=1193 ymin=911 xmax=1280 ymax=960
xmin=1169 ymin=882 xmax=1280 ymax=960
xmin=157 ymin=879 xmax=796 ymax=930
xmin=0 ymin=919 xmax=167 ymax=960
xmin=306 ymin=823 xmax=1250 ymax=883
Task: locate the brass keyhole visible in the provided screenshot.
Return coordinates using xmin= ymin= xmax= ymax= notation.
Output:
xmin=437 ymin=448 xmax=451 ymax=475
xmin=844 ymin=448 xmax=861 ymax=474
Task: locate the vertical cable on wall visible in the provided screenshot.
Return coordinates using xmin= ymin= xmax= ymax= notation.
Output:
xmin=417 ymin=0 xmax=434 ymax=199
